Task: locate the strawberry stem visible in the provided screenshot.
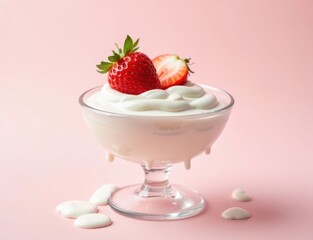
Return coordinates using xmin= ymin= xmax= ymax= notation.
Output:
xmin=183 ymin=58 xmax=195 ymax=74
xmin=97 ymin=35 xmax=140 ymax=74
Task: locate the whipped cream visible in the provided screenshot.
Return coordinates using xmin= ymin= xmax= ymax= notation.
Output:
xmin=87 ymin=81 xmax=224 ymax=116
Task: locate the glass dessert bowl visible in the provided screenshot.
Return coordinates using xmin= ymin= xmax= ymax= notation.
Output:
xmin=79 ymin=83 xmax=234 ymax=220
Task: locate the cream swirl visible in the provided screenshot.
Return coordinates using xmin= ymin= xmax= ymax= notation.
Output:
xmin=97 ymin=81 xmax=218 ymax=112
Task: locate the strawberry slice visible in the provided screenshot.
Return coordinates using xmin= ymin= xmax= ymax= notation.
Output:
xmin=152 ymin=54 xmax=194 ymax=89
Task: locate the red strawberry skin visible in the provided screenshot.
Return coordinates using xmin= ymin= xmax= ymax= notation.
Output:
xmin=108 ymin=52 xmax=161 ymax=95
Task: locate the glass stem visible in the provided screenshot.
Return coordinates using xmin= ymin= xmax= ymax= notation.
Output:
xmin=135 ymin=164 xmax=175 ymax=198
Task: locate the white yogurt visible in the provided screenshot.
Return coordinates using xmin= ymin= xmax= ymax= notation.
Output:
xmin=87 ymin=81 xmax=226 ymax=116
xmin=56 ymin=200 xmax=97 ymax=219
xmin=83 ymin=81 xmax=232 ymax=170
xmin=231 ymin=189 xmax=251 ymax=202
xmin=74 ymin=213 xmax=112 ymax=229
xmin=89 ymin=184 xmax=119 ymax=206
xmin=222 ymin=207 xmax=251 ymax=220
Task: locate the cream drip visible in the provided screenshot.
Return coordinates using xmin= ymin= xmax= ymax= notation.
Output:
xmin=106 ymin=152 xmax=115 ymax=162
xmin=184 ymin=159 xmax=191 ymax=169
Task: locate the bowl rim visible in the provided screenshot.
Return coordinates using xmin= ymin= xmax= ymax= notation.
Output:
xmin=79 ymin=84 xmax=234 ymax=119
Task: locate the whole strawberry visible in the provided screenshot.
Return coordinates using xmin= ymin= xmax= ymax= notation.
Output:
xmin=97 ymin=36 xmax=161 ymax=95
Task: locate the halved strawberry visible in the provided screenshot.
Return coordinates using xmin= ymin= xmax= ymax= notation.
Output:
xmin=97 ymin=36 xmax=161 ymax=95
xmin=152 ymin=54 xmax=194 ymax=89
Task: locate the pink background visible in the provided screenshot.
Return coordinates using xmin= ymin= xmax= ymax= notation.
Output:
xmin=1 ymin=0 xmax=313 ymax=239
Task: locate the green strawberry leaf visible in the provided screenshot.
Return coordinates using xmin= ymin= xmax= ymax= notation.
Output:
xmin=115 ymin=43 xmax=122 ymax=55
xmin=123 ymin=35 xmax=133 ymax=56
xmin=132 ymin=47 xmax=139 ymax=52
xmin=108 ymin=51 xmax=120 ymax=62
xmin=114 ymin=51 xmax=121 ymax=60
xmin=96 ymin=61 xmax=113 ymax=73
xmin=108 ymin=55 xmax=116 ymax=62
xmin=97 ymin=35 xmax=139 ymax=74
xmin=133 ymin=38 xmax=139 ymax=48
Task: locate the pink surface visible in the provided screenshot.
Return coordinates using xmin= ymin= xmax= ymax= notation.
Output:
xmin=1 ymin=0 xmax=313 ymax=239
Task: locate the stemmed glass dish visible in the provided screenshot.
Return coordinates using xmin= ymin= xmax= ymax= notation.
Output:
xmin=79 ymin=85 xmax=234 ymax=220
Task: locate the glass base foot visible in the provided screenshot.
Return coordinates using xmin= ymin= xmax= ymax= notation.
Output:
xmin=109 ymin=184 xmax=205 ymax=221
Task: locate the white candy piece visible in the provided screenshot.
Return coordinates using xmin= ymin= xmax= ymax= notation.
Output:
xmin=222 ymin=207 xmax=251 ymax=220
xmin=89 ymin=184 xmax=119 ymax=206
xmin=232 ymin=189 xmax=251 ymax=202
xmin=74 ymin=213 xmax=112 ymax=229
xmin=56 ymin=200 xmax=97 ymax=219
